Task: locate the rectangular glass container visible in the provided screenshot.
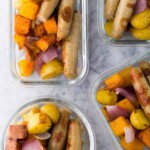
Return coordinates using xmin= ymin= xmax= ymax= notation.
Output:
xmin=97 ymin=0 xmax=150 ymax=46
xmin=7 ymin=0 xmax=88 ymax=85
xmin=90 ymin=51 xmax=150 ymax=150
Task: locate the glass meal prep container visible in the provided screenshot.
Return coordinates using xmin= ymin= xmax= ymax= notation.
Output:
xmin=7 ymin=0 xmax=88 ymax=85
xmin=1 ymin=96 xmax=96 ymax=150
xmin=97 ymin=0 xmax=150 ymax=46
xmin=90 ymin=51 xmax=150 ymax=150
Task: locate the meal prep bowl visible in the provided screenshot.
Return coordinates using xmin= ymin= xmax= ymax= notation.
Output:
xmin=8 ymin=0 xmax=88 ymax=85
xmin=1 ymin=96 xmax=96 ymax=150
xmin=97 ymin=0 xmax=150 ymax=46
xmin=90 ymin=51 xmax=150 ymax=150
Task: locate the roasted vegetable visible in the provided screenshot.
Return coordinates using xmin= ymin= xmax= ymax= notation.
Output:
xmin=96 ymin=89 xmax=117 ymax=105
xmin=24 ymin=46 xmax=35 ymax=61
xmin=18 ymin=59 xmax=34 ymax=77
xmin=27 ymin=112 xmax=52 ymax=134
xmin=109 ymin=116 xmax=130 ymax=136
xmin=105 ymin=73 xmax=124 ymax=89
xmin=120 ymin=136 xmax=144 ymax=150
xmin=34 ymin=23 xmax=47 ymax=38
xmin=101 ymin=107 xmax=110 ymax=121
xmin=15 ymin=15 xmax=31 ymax=34
xmin=14 ymin=34 xmax=27 ymax=49
xmin=41 ymin=104 xmax=60 ymax=124
xmin=130 ymin=109 xmax=150 ymax=130
xmin=104 ymin=21 xmax=113 ymax=37
xmin=40 ymin=59 xmax=63 ymax=80
xmin=130 ymin=9 xmax=150 ymax=30
xmin=137 ymin=127 xmax=150 ymax=148
xmin=44 ymin=17 xmax=57 ymax=34
xmin=19 ymin=1 xmax=39 ymax=20
xmin=36 ymin=34 xmax=56 ymax=51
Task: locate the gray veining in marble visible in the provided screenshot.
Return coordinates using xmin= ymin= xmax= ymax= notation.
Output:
xmin=0 ymin=0 xmax=149 ymax=150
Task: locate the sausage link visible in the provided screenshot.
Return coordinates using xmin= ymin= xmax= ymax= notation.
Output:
xmin=111 ymin=0 xmax=137 ymax=39
xmin=57 ymin=0 xmax=75 ymax=41
xmin=62 ymin=12 xmax=81 ymax=79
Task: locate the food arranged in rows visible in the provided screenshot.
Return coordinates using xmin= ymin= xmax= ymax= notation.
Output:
xmin=104 ymin=0 xmax=150 ymax=40
xmin=14 ymin=0 xmax=81 ymax=80
xmin=6 ymin=103 xmax=83 ymax=150
xmin=96 ymin=61 xmax=150 ymax=149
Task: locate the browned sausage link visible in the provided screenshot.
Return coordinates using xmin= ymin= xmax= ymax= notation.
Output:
xmin=111 ymin=0 xmax=137 ymax=39
xmin=140 ymin=61 xmax=150 ymax=85
xmin=57 ymin=0 xmax=75 ymax=41
xmin=62 ymin=12 xmax=81 ymax=79
xmin=131 ymin=67 xmax=150 ymax=119
xmin=37 ymin=0 xmax=60 ymax=22
xmin=48 ymin=108 xmax=71 ymax=150
xmin=66 ymin=119 xmax=82 ymax=150
xmin=104 ymin=0 xmax=120 ymax=20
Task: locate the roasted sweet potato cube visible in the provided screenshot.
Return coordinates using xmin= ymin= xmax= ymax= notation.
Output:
xmin=34 ymin=23 xmax=46 ymax=37
xmin=14 ymin=34 xmax=27 ymax=50
xmin=36 ymin=34 xmax=56 ymax=51
xmin=6 ymin=139 xmax=21 ymax=150
xmin=19 ymin=1 xmax=39 ymax=20
xmin=9 ymin=125 xmax=27 ymax=140
xmin=137 ymin=128 xmax=150 ymax=148
xmin=15 ymin=15 xmax=31 ymax=34
xmin=24 ymin=47 xmax=35 ymax=61
xmin=44 ymin=17 xmax=57 ymax=34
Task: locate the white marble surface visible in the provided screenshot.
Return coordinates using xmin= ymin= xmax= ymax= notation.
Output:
xmin=0 ymin=0 xmax=149 ymax=150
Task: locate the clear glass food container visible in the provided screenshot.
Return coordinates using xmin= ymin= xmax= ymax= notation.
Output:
xmin=90 ymin=51 xmax=150 ymax=150
xmin=97 ymin=0 xmax=150 ymax=46
xmin=1 ymin=96 xmax=96 ymax=150
xmin=7 ymin=0 xmax=88 ymax=85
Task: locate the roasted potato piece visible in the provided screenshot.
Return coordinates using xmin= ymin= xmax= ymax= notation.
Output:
xmin=19 ymin=1 xmax=39 ymax=20
xmin=15 ymin=15 xmax=31 ymax=34
xmin=40 ymin=59 xmax=63 ymax=80
xmin=41 ymin=104 xmax=60 ymax=124
xmin=34 ymin=23 xmax=47 ymax=38
xmin=104 ymin=21 xmax=113 ymax=37
xmin=24 ymin=47 xmax=36 ymax=61
xmin=27 ymin=112 xmax=52 ymax=134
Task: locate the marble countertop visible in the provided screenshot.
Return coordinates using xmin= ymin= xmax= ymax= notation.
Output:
xmin=0 ymin=0 xmax=149 ymax=149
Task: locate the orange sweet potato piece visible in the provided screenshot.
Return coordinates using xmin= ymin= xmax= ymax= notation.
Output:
xmin=101 ymin=107 xmax=110 ymax=121
xmin=105 ymin=73 xmax=124 ymax=89
xmin=34 ymin=23 xmax=46 ymax=38
xmin=120 ymin=136 xmax=144 ymax=150
xmin=19 ymin=1 xmax=39 ymax=20
xmin=15 ymin=15 xmax=31 ymax=34
xmin=44 ymin=17 xmax=57 ymax=34
xmin=14 ymin=34 xmax=27 ymax=49
xmin=109 ymin=116 xmax=130 ymax=136
xmin=18 ymin=59 xmax=34 ymax=77
xmin=116 ymin=98 xmax=135 ymax=113
xmin=24 ymin=47 xmax=35 ymax=61
xmin=119 ymin=66 xmax=133 ymax=87
xmin=36 ymin=34 xmax=56 ymax=51
xmin=137 ymin=128 xmax=150 ymax=148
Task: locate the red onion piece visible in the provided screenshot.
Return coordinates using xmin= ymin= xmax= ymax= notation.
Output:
xmin=33 ymin=132 xmax=51 ymax=140
xmin=26 ymin=36 xmax=39 ymax=47
xmin=115 ymin=88 xmax=137 ymax=103
xmin=35 ymin=54 xmax=44 ymax=75
xmin=41 ymin=47 xmax=58 ymax=63
xmin=124 ymin=125 xmax=135 ymax=143
xmin=106 ymin=105 xmax=130 ymax=121
xmin=134 ymin=0 xmax=147 ymax=14
xmin=22 ymin=139 xmax=44 ymax=150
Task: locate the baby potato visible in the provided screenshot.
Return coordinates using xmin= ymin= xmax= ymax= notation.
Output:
xmin=104 ymin=21 xmax=113 ymax=37
xmin=96 ymin=89 xmax=117 ymax=105
xmin=130 ymin=109 xmax=150 ymax=130
xmin=22 ymin=108 xmax=40 ymax=122
xmin=40 ymin=59 xmax=63 ymax=80
xmin=130 ymin=9 xmax=150 ymax=30
xmin=41 ymin=104 xmax=60 ymax=124
xmin=130 ymin=25 xmax=150 ymax=40
xmin=27 ymin=112 xmax=52 ymax=134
